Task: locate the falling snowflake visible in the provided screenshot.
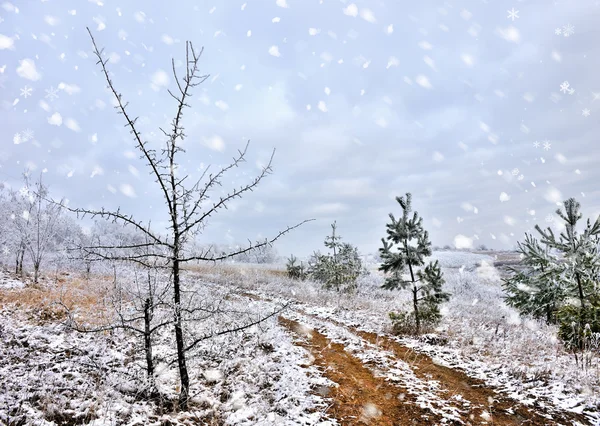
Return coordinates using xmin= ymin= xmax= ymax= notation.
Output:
xmin=518 ymin=174 xmax=524 ymax=181
xmin=13 ymin=133 xmax=22 ymax=145
xmin=545 ymin=214 xmax=554 ymax=223
xmin=511 ymin=168 xmax=519 ymax=176
xmin=22 ymin=129 xmax=34 ymax=141
xmin=582 ymin=109 xmax=591 ymax=117
xmin=559 ymin=81 xmax=571 ymax=94
xmin=562 ymin=23 xmax=575 ymax=37
xmin=45 ymin=86 xmax=60 ymax=101
xmin=555 ymin=28 xmax=562 ymax=35
xmin=20 ymin=86 xmax=34 ymax=98
xmin=533 ymin=141 xmax=540 ymax=148
xmin=543 ymin=141 xmax=552 ymax=151
xmin=507 ymin=8 xmax=519 ymax=21
xmin=2 ymin=246 xmax=9 ymax=255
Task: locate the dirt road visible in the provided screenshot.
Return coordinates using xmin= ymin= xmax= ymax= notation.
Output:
xmin=279 ymin=311 xmax=592 ymax=426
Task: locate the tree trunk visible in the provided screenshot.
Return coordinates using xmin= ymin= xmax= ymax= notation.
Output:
xmin=575 ymin=272 xmax=586 ymax=309
xmin=173 ymin=254 xmax=190 ymax=410
xmin=143 ymin=297 xmax=155 ymax=391
xmin=33 ymin=262 xmax=39 ymax=284
xmin=18 ymin=247 xmax=25 ymax=276
xmin=413 ymin=286 xmax=420 ymax=335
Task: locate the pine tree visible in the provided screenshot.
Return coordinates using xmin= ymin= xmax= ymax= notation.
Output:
xmin=534 ymin=198 xmax=600 ymax=351
xmin=502 ymin=233 xmax=564 ymax=324
xmin=286 ymin=254 xmax=307 ymax=280
xmin=308 ymin=222 xmax=366 ymax=292
xmin=379 ymin=193 xmax=449 ymax=334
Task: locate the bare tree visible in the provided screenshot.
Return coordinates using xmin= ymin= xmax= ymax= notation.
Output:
xmin=57 ymin=29 xmax=310 ymax=409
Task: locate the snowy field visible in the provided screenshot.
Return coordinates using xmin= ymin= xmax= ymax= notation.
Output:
xmin=1 ymin=251 xmax=599 ymax=425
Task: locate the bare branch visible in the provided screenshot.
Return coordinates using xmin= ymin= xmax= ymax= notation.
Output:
xmin=181 ymin=219 xmax=314 ymax=262
xmin=87 ymin=27 xmax=174 ymax=220
xmin=183 ymin=303 xmax=291 ymax=353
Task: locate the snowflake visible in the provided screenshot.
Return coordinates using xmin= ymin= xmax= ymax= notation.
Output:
xmin=562 ymin=23 xmax=575 ymax=37
xmin=559 ymin=81 xmax=571 ymax=94
xmin=22 ymin=129 xmax=34 ymax=141
xmin=13 ymin=133 xmax=22 ymax=145
xmin=18 ymin=187 xmax=29 ymax=197
xmin=511 ymin=168 xmax=519 ymax=176
xmin=507 ymin=8 xmax=519 ymax=21
xmin=582 ymin=109 xmax=591 ymax=117
xmin=545 ymin=214 xmax=554 ymax=223
xmin=592 ymin=92 xmax=600 ymax=102
xmin=518 ymin=174 xmax=524 ymax=181
xmin=20 ymin=86 xmax=34 ymax=98
xmin=555 ymin=28 xmax=562 ymax=35
xmin=568 ymin=88 xmax=575 ymax=95
xmin=533 ymin=141 xmax=540 ymax=148
xmin=45 ymin=86 xmax=60 ymax=101
xmin=543 ymin=141 xmax=552 ymax=151
xmin=2 ymin=246 xmax=9 ymax=255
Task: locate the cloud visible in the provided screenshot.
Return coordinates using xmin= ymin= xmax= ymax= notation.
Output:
xmin=310 ymin=202 xmax=348 ymax=216
xmin=544 ymin=187 xmax=562 ymax=204
xmin=17 ymin=58 xmax=41 ymax=81
xmin=0 ymin=34 xmax=14 ymax=50
xmin=150 ymin=69 xmax=169 ymax=91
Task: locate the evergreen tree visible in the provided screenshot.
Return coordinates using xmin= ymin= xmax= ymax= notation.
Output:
xmin=379 ymin=193 xmax=449 ymax=334
xmin=502 ymin=233 xmax=564 ymax=324
xmin=308 ymin=222 xmax=366 ymax=292
xmin=286 ymin=254 xmax=307 ymax=280
xmin=535 ymin=198 xmax=600 ymax=351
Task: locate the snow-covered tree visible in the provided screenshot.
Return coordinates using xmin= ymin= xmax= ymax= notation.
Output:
xmin=307 ymin=221 xmax=366 ymax=292
xmin=535 ymin=198 xmax=600 ymax=351
xmin=379 ymin=193 xmax=449 ymax=334
xmin=502 ymin=233 xmax=565 ymax=324
xmin=286 ymin=254 xmax=307 ymax=280
xmin=62 ymin=30 xmax=307 ymax=409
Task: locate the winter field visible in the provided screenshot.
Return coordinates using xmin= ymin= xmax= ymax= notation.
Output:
xmin=1 ymin=251 xmax=599 ymax=426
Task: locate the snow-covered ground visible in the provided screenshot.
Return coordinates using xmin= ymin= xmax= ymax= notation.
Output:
xmin=204 ymin=251 xmax=600 ymax=423
xmin=2 ymin=251 xmax=600 ymax=425
xmin=0 ymin=271 xmax=334 ymax=426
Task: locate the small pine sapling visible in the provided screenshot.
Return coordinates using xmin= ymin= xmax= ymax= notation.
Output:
xmin=502 ymin=233 xmax=564 ymax=324
xmin=379 ymin=193 xmax=449 ymax=335
xmin=286 ymin=254 xmax=307 ymax=280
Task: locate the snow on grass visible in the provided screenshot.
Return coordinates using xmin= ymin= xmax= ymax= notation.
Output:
xmin=195 ymin=252 xmax=600 ymax=422
xmin=0 ymin=271 xmax=335 ymax=425
xmin=0 ymin=270 xmax=24 ymax=289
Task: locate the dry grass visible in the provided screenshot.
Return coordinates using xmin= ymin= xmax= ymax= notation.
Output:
xmin=0 ymin=271 xmax=114 ymax=325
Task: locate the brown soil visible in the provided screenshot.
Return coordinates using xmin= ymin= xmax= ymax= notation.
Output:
xmin=293 ymin=311 xmax=592 ymax=425
xmin=279 ymin=316 xmax=446 ymax=425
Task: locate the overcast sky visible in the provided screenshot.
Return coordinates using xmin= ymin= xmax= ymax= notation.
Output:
xmin=1 ymin=0 xmax=599 ymax=257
